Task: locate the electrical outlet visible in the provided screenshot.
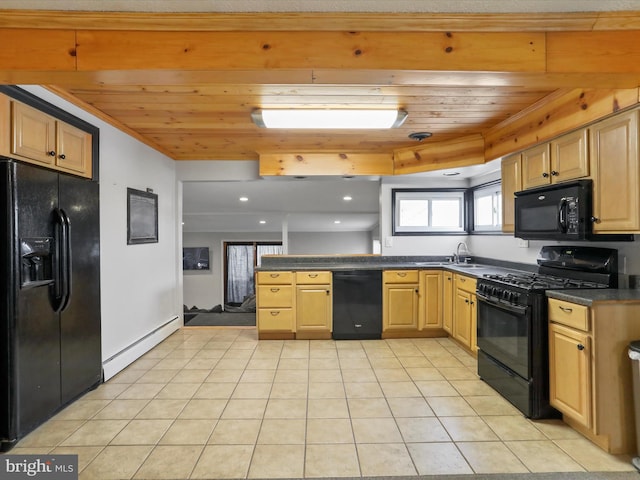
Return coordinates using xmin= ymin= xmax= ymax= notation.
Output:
xmin=517 ymin=238 xmax=529 ymax=248
xmin=384 ymin=236 xmax=393 ymax=247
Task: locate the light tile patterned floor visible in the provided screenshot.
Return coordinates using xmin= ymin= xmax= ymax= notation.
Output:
xmin=9 ymin=327 xmax=636 ymax=479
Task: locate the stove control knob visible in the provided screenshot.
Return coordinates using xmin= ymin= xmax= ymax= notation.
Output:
xmin=503 ymin=290 xmax=511 ymax=301
xmin=511 ymin=293 xmax=519 ymax=303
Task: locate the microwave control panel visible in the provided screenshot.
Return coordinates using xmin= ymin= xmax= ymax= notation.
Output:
xmin=565 ymin=196 xmax=580 ymax=234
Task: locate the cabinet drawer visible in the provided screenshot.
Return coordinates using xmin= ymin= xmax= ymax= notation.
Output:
xmin=258 ymin=308 xmax=294 ymax=331
xmin=549 ymin=298 xmax=589 ymax=331
xmin=295 ymin=271 xmax=331 ymax=285
xmin=454 ymin=274 xmax=477 ymax=293
xmin=383 ymin=270 xmax=419 ymax=284
xmin=257 ymin=271 xmax=293 ymax=285
xmin=257 ymin=285 xmax=293 ymax=308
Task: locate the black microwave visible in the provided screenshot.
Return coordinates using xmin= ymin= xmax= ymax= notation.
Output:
xmin=514 ymin=180 xmax=593 ymax=240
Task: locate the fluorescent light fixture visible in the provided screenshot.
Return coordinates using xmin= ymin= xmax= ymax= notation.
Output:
xmin=252 ymin=109 xmax=407 ymax=129
xmin=239 ymin=196 xmax=249 ymax=202
xmin=343 ymin=196 xmax=353 ymax=201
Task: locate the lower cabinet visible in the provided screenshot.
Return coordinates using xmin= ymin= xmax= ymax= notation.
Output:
xmin=257 ymin=270 xmax=332 ymax=339
xmin=442 ymin=271 xmax=453 ymax=334
xmin=383 ymin=270 xmax=419 ymax=334
xmin=548 ymin=297 xmax=640 ymax=454
xmin=419 ymin=270 xmax=443 ymax=331
xmin=295 ymin=271 xmax=332 ymax=339
xmin=256 ymin=271 xmax=294 ymax=339
xmin=549 ymin=321 xmax=592 ymax=428
xmin=452 ymin=274 xmax=477 ymax=353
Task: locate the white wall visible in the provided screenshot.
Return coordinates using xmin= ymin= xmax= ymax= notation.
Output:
xmin=22 ymin=86 xmax=181 ymax=379
xmin=289 ymin=231 xmax=372 ymax=254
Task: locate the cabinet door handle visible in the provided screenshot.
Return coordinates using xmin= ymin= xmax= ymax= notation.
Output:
xmin=415 ymin=288 xmax=419 ymax=294
xmin=397 ymin=272 xmax=407 ymax=277
xmin=590 ymin=216 xmax=600 ymax=224
xmin=559 ymin=306 xmax=573 ymax=313
xmin=48 ymin=150 xmax=56 ymax=156
xmin=470 ymin=301 xmax=474 ymax=305
xmin=465 ymin=299 xmax=469 ymax=304
xmin=577 ymin=344 xmax=585 ymax=351
xmin=270 ymin=311 xmax=280 ymax=316
xmin=551 ymin=170 xmax=559 ymax=176
xmin=270 ymin=288 xmax=280 ymax=292
xmin=59 ymin=153 xmax=66 ymax=160
xmin=269 ymin=273 xmax=280 ymax=278
xmin=542 ymin=172 xmax=549 ymax=178
xmin=309 ymin=273 xmax=318 ymax=278
xmin=326 ymin=290 xmax=330 ymax=295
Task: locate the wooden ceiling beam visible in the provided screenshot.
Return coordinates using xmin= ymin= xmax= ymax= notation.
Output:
xmin=1 ymin=10 xmax=640 ymax=32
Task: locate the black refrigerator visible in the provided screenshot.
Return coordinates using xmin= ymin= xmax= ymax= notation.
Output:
xmin=0 ymin=159 xmax=102 ymax=452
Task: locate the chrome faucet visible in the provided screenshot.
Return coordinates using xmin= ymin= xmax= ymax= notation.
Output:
xmin=454 ymin=241 xmax=469 ymax=264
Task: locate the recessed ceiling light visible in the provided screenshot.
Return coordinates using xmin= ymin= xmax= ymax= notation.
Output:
xmin=334 ymin=220 xmax=341 ymax=224
xmin=239 ymin=196 xmax=249 ymax=202
xmin=408 ymin=132 xmax=433 ymax=141
xmin=259 ymin=220 xmax=266 ymax=224
xmin=343 ymin=196 xmax=353 ymax=201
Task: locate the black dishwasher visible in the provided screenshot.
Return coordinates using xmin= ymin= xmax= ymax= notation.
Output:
xmin=332 ymin=270 xmax=382 ymax=340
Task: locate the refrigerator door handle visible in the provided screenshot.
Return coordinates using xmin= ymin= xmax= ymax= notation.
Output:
xmin=52 ymin=208 xmax=71 ymax=312
xmin=59 ymin=208 xmax=72 ymax=312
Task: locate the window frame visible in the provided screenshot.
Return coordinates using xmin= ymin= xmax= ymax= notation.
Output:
xmin=470 ymin=180 xmax=503 ymax=234
xmin=391 ymin=188 xmax=468 ymax=235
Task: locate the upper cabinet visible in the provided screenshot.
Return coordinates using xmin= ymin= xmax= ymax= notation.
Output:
xmin=0 ymin=90 xmax=96 ymax=180
xmin=501 ymin=153 xmax=522 ymax=233
xmin=550 ymin=129 xmax=590 ymax=184
xmin=521 ymin=130 xmax=589 ymax=190
xmin=589 ymin=109 xmax=640 ymax=233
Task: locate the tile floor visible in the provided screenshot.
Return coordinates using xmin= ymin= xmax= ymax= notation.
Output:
xmin=8 ymin=326 xmax=637 ymax=479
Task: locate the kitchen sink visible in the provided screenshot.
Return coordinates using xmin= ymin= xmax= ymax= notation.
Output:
xmin=454 ymin=263 xmax=482 ymax=268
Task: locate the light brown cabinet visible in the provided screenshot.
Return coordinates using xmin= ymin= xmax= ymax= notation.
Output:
xmin=589 ymin=109 xmax=640 ymax=233
xmin=549 ymin=321 xmax=592 ymax=428
xmin=452 ymin=274 xmax=477 ymax=353
xmin=501 ymin=153 xmax=522 ymax=233
xmin=418 ymin=270 xmax=443 ymax=330
xmin=295 ymin=271 xmax=332 ymax=339
xmin=6 ymin=99 xmax=92 ymax=178
xmin=383 ymin=270 xmax=419 ymax=333
xmin=548 ymin=296 xmax=640 ymax=454
xmin=442 ymin=271 xmax=454 ymax=334
xmin=256 ymin=271 xmax=294 ymax=339
xmin=521 ymin=143 xmax=552 ymax=189
xmin=521 ymin=130 xmax=589 ymax=190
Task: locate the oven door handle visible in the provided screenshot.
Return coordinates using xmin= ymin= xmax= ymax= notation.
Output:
xmin=477 ymin=292 xmax=529 ymax=316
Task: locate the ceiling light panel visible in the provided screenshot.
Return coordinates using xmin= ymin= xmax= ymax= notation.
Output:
xmin=252 ymin=109 xmax=407 ymax=129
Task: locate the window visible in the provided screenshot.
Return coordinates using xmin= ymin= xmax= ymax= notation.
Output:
xmin=392 ymin=189 xmax=465 ymax=234
xmin=473 ymin=181 xmax=502 ymax=232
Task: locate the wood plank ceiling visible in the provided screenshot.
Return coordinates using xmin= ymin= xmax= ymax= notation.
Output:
xmin=1 ymin=10 xmax=640 ymax=163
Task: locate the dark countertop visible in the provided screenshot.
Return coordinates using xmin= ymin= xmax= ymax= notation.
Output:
xmin=257 ymin=255 xmax=535 ymax=279
xmin=546 ymin=289 xmax=640 ymax=306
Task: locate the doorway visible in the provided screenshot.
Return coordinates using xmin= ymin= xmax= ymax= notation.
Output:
xmin=223 ymin=242 xmax=283 ymax=305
